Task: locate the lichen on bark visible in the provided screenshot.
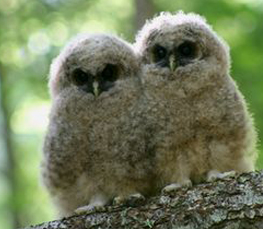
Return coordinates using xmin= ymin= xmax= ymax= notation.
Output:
xmin=26 ymin=170 xmax=263 ymax=229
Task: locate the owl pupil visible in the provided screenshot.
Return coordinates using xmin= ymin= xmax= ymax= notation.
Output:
xmin=72 ymin=69 xmax=90 ymax=86
xmin=154 ymin=45 xmax=167 ymax=62
xmin=101 ymin=64 xmax=118 ymax=82
xmin=178 ymin=41 xmax=196 ymax=58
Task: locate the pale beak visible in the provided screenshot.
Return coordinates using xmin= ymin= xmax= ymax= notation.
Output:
xmin=93 ymin=81 xmax=99 ymax=97
xmin=169 ymin=55 xmax=177 ymax=71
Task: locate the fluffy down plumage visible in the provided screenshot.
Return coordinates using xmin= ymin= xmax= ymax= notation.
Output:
xmin=134 ymin=11 xmax=257 ymax=190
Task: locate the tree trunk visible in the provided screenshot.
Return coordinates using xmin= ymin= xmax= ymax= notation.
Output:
xmin=0 ymin=68 xmax=19 ymax=229
xmin=25 ymin=170 xmax=263 ymax=229
xmin=134 ymin=0 xmax=155 ymax=32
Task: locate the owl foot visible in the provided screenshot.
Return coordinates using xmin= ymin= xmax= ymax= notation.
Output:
xmin=74 ymin=193 xmax=108 ymax=215
xmin=74 ymin=204 xmax=106 ymax=215
xmin=113 ymin=193 xmax=145 ymax=207
xmin=162 ymin=179 xmax=192 ymax=194
xmin=207 ymin=170 xmax=236 ymax=182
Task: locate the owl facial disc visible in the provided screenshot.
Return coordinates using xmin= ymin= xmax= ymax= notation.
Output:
xmin=72 ymin=64 xmax=118 ymax=97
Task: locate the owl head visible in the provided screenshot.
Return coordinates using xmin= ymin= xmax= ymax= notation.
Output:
xmin=135 ymin=12 xmax=231 ymax=92
xmin=49 ymin=33 xmax=139 ymax=98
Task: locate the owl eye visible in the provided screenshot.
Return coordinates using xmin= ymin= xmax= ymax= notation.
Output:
xmin=72 ymin=68 xmax=91 ymax=86
xmin=178 ymin=41 xmax=196 ymax=58
xmin=101 ymin=64 xmax=118 ymax=82
xmin=153 ymin=45 xmax=167 ymax=62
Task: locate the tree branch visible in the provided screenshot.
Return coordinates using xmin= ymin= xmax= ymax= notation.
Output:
xmin=26 ymin=170 xmax=263 ymax=229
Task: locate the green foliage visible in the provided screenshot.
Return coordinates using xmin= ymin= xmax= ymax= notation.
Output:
xmin=0 ymin=0 xmax=262 ymax=228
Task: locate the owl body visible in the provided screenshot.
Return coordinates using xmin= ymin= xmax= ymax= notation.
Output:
xmin=135 ymin=12 xmax=257 ymax=188
xmin=42 ymin=34 xmax=154 ymax=216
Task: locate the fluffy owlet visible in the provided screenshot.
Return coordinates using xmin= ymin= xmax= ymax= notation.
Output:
xmin=134 ymin=12 xmax=257 ymax=192
xmin=41 ymin=34 xmax=155 ymax=216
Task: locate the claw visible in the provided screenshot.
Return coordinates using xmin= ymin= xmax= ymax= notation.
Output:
xmin=75 ymin=193 xmax=108 ymax=215
xmin=162 ymin=179 xmax=192 ymax=194
xmin=113 ymin=196 xmax=125 ymax=206
xmin=113 ymin=193 xmax=145 ymax=207
xmin=207 ymin=170 xmax=236 ymax=182
xmin=75 ymin=205 xmax=106 ymax=215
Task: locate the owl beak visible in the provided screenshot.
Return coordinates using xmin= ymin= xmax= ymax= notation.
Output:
xmin=93 ymin=81 xmax=99 ymax=97
xmin=169 ymin=55 xmax=177 ymax=71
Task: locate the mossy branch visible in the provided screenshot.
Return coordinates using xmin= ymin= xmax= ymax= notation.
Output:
xmin=26 ymin=170 xmax=263 ymax=229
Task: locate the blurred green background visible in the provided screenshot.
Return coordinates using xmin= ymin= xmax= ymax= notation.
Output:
xmin=0 ymin=0 xmax=262 ymax=228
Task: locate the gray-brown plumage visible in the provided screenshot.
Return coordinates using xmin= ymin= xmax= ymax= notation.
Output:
xmin=41 ymin=34 xmax=155 ymax=216
xmin=134 ymin=12 xmax=257 ymax=191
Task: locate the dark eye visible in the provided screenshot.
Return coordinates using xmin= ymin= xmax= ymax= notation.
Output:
xmin=71 ymin=68 xmax=90 ymax=86
xmin=101 ymin=64 xmax=118 ymax=82
xmin=178 ymin=41 xmax=196 ymax=58
xmin=153 ymin=45 xmax=167 ymax=62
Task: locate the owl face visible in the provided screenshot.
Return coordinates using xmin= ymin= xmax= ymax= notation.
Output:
xmin=136 ymin=12 xmax=230 ymax=86
xmin=145 ymin=27 xmax=204 ymax=72
xmin=70 ymin=61 xmax=120 ymax=97
xmin=49 ymin=34 xmax=139 ymax=98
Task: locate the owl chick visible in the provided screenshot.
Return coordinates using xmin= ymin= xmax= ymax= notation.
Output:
xmin=41 ymin=34 xmax=155 ymax=216
xmin=134 ymin=12 xmax=257 ymax=191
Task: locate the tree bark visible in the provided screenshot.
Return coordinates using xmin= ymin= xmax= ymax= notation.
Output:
xmin=0 ymin=67 xmax=19 ymax=229
xmin=134 ymin=0 xmax=155 ymax=32
xmin=25 ymin=170 xmax=263 ymax=229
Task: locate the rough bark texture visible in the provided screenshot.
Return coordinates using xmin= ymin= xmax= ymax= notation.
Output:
xmin=26 ymin=170 xmax=263 ymax=229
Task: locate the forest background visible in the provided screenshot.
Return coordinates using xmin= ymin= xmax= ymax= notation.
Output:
xmin=0 ymin=0 xmax=262 ymax=228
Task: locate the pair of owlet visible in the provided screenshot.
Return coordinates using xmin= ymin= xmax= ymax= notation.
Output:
xmin=41 ymin=12 xmax=257 ymax=216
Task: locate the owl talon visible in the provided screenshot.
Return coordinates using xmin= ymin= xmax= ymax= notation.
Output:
xmin=126 ymin=193 xmax=146 ymax=207
xmin=74 ymin=205 xmax=106 ymax=215
xmin=113 ymin=193 xmax=145 ymax=207
xmin=74 ymin=193 xmax=108 ymax=215
xmin=162 ymin=180 xmax=192 ymax=194
xmin=113 ymin=196 xmax=125 ymax=206
xmin=207 ymin=170 xmax=236 ymax=182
